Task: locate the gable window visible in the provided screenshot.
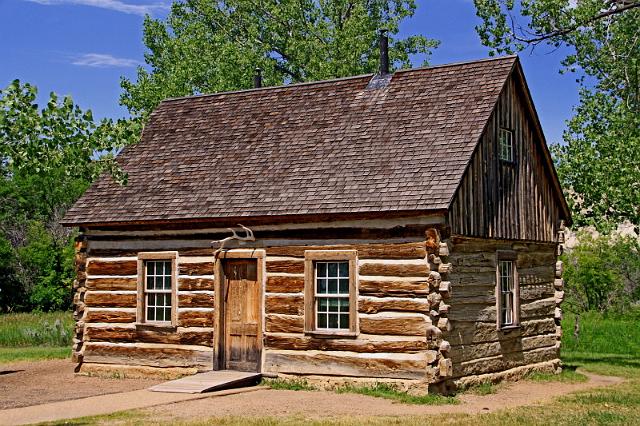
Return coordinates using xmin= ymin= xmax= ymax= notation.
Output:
xmin=137 ymin=252 xmax=178 ymax=326
xmin=496 ymin=252 xmax=519 ymax=329
xmin=499 ymin=128 xmax=514 ymax=162
xmin=304 ymin=250 xmax=357 ymax=336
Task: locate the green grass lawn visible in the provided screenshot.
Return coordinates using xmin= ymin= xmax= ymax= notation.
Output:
xmin=0 ymin=311 xmax=73 ymax=363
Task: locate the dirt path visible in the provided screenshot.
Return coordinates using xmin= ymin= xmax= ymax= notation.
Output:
xmin=0 ymin=359 xmax=161 ymax=409
xmin=144 ymin=372 xmax=624 ymax=421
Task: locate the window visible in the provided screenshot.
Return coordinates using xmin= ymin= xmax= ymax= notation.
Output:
xmin=304 ymin=250 xmax=357 ymax=335
xmin=496 ymin=252 xmax=519 ymax=329
xmin=145 ymin=260 xmax=172 ymax=322
xmin=137 ymin=252 xmax=177 ymax=326
xmin=499 ymin=128 xmax=514 ymax=162
xmin=315 ymin=261 xmax=350 ymax=329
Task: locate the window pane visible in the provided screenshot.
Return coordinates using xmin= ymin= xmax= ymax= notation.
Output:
xmin=339 ymin=313 xmax=349 ymax=329
xmin=328 ymin=262 xmax=337 ymax=276
xmin=328 ymin=298 xmax=339 ymax=312
xmin=339 ymin=298 xmax=349 ymax=312
xmin=317 ymin=279 xmax=327 ymax=294
xmin=339 ymin=262 xmax=348 ymax=277
xmin=339 ymin=279 xmax=349 ymax=294
xmin=164 ymin=276 xmax=171 ymax=290
xmin=146 ymin=261 xmax=154 ymax=276
xmin=316 ymin=262 xmax=327 ymax=277
xmin=164 ymin=308 xmax=172 ymax=321
xmin=147 ymin=306 xmax=154 ymax=321
xmin=328 ymin=279 xmax=338 ymax=294
xmin=317 ymin=312 xmax=327 ymax=328
xmin=317 ymin=298 xmax=328 ymax=313
xmin=156 ymin=307 xmax=165 ymax=322
xmin=328 ymin=313 xmax=339 ymax=328
xmin=146 ymin=276 xmax=154 ymax=290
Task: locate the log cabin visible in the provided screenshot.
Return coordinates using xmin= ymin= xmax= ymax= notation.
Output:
xmin=62 ymin=43 xmax=571 ymax=391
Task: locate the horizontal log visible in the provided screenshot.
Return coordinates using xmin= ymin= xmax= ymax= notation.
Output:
xmin=85 ymin=292 xmax=136 ymax=308
xmin=447 ymin=318 xmax=557 ymax=346
xmin=518 ymin=266 xmax=555 ymax=283
xmin=453 ymin=346 xmax=559 ymax=378
xmin=266 ymin=260 xmax=305 ymax=274
xmin=266 ymin=242 xmax=427 ymax=260
xmin=83 ymin=343 xmax=213 ymax=370
xmin=86 ymin=277 xmax=137 ymax=291
xmin=358 ymin=297 xmax=429 ymax=314
xmin=85 ymin=326 xmax=213 ymax=347
xmin=266 ymin=276 xmax=305 ymax=293
xmin=178 ymin=292 xmax=214 ymax=308
xmin=449 ymin=333 xmax=558 ymax=363
xmin=359 ymin=315 xmax=428 ymax=336
xmin=178 ymin=310 xmax=214 ymax=327
xmin=264 ymin=350 xmax=435 ymax=380
xmin=359 ymin=262 xmax=429 ymax=278
xmin=359 ymin=279 xmax=429 ymax=297
xmin=179 ymin=277 xmax=215 ymax=291
xmin=266 ymin=294 xmax=304 ymax=315
xmin=266 ymin=314 xmax=304 ymax=333
xmin=516 ymin=252 xmax=556 ymax=268
xmin=179 ymin=262 xmax=214 ymax=276
xmin=264 ymin=334 xmax=432 ymax=354
xmin=520 ymin=283 xmax=555 ymax=301
xmin=87 ymin=259 xmax=137 ymax=276
xmin=85 ymin=310 xmax=136 ymax=323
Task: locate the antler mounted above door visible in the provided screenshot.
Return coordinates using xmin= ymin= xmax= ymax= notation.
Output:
xmin=211 ymin=224 xmax=256 ymax=258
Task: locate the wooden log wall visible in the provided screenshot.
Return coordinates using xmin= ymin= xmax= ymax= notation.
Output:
xmin=74 ymin=216 xmax=450 ymax=379
xmin=447 ymin=72 xmax=566 ymax=242
xmin=446 ymin=236 xmax=561 ymax=380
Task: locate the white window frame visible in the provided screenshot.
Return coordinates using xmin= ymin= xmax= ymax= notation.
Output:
xmin=499 ymin=128 xmax=514 ymax=162
xmin=496 ymin=251 xmax=520 ymax=329
xmin=137 ymin=252 xmax=178 ymax=327
xmin=304 ymin=250 xmax=358 ymax=337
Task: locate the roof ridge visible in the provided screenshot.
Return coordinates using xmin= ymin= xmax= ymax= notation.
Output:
xmin=160 ymin=55 xmax=518 ymax=104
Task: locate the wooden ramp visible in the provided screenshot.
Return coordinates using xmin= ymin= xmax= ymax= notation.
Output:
xmin=149 ymin=370 xmax=261 ymax=394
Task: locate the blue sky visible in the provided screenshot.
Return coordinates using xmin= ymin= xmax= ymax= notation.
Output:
xmin=0 ymin=0 xmax=579 ymax=144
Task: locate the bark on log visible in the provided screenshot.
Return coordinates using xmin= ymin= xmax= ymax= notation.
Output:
xmin=264 ymin=350 xmax=434 ymax=380
xmin=358 ymin=298 xmax=429 ymax=314
xmin=84 ymin=292 xmax=136 ymax=308
xmin=85 ymin=310 xmax=136 ymax=323
xmin=178 ymin=262 xmax=214 ymax=276
xmin=266 ymin=260 xmax=305 ymax=274
xmin=83 ymin=343 xmax=213 ymax=370
xmin=266 ymin=242 xmax=427 ymax=260
xmin=178 ymin=310 xmax=214 ymax=327
xmin=266 ymin=276 xmax=305 ymax=293
xmin=86 ymin=278 xmax=137 ymax=291
xmin=359 ymin=315 xmax=428 ymax=336
xmin=85 ymin=326 xmax=213 ymax=347
xmin=179 ymin=277 xmax=215 ymax=291
xmin=178 ymin=293 xmax=215 ymax=308
xmin=358 ymin=263 xmax=429 ymax=277
xmin=87 ymin=260 xmax=137 ymax=276
xmin=265 ymin=294 xmax=304 ymax=315
xmin=264 ymin=334 xmax=432 ymax=354
xmin=265 ymin=314 xmax=304 ymax=333
xmin=359 ymin=279 xmax=429 ymax=297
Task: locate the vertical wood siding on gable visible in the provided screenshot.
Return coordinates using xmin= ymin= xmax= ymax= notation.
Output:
xmin=448 ymin=75 xmax=563 ymax=242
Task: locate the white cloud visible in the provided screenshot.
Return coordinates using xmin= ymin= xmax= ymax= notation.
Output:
xmin=25 ymin=0 xmax=169 ymax=16
xmin=72 ymin=53 xmax=142 ymax=68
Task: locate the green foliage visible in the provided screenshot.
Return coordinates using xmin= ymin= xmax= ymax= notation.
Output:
xmin=262 ymin=378 xmax=316 ymax=391
xmin=561 ymin=233 xmax=640 ymax=313
xmin=0 ymin=311 xmax=73 ymax=346
xmin=561 ymin=311 xmax=640 ymax=356
xmin=0 ymin=80 xmax=139 ymax=312
xmin=121 ymin=0 xmax=439 ymax=117
xmin=0 ymin=346 xmax=71 ymax=363
xmin=334 ymin=382 xmax=458 ymax=405
xmin=526 ymin=368 xmax=588 ymax=383
xmin=473 ymin=1 xmax=640 ymax=229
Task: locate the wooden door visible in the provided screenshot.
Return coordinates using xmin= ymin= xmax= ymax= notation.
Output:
xmin=222 ymin=259 xmax=261 ymax=372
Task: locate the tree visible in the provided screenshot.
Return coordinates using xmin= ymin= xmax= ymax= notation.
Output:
xmin=473 ymin=0 xmax=640 ymax=229
xmin=121 ymin=0 xmax=439 ymax=116
xmin=0 ymin=80 xmax=138 ymax=311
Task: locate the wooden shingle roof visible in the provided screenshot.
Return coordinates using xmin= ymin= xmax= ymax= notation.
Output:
xmin=63 ymin=56 xmax=518 ymax=226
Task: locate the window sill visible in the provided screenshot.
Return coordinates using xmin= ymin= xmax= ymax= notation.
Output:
xmin=305 ymin=331 xmax=358 ymax=339
xmin=499 ymin=325 xmax=522 ymax=333
xmin=135 ymin=322 xmax=177 ymax=331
